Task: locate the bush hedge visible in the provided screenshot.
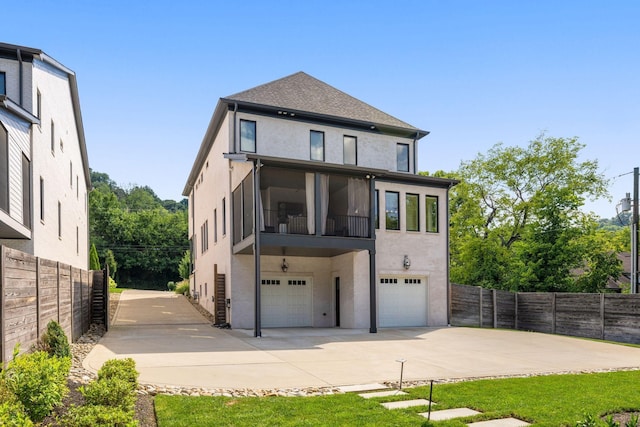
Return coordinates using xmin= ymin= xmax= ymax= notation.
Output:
xmin=40 ymin=320 xmax=71 ymax=359
xmin=0 ymin=377 xmax=33 ymax=427
xmin=97 ymin=358 xmax=139 ymax=388
xmin=61 ymin=404 xmax=138 ymax=427
xmin=175 ymin=280 xmax=190 ymax=296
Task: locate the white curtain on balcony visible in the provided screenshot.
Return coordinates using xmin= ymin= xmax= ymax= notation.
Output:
xmin=305 ymin=173 xmax=315 ymax=234
xmin=348 ymin=178 xmax=368 ymax=216
xmin=320 ymin=174 xmax=330 ymax=235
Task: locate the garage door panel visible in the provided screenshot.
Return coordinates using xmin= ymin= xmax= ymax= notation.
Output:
xmin=261 ymin=277 xmax=312 ymax=327
xmin=379 ymin=276 xmax=427 ymax=327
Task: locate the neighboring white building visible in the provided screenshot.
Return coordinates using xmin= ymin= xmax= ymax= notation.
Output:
xmin=183 ymin=72 xmax=457 ymax=335
xmin=0 ymin=42 xmax=90 ymax=270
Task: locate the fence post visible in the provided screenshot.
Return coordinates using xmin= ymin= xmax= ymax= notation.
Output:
xmin=600 ymin=293 xmax=605 ymax=340
xmin=0 ymin=245 xmax=5 ymax=365
xmin=551 ymin=293 xmax=556 ymax=334
xmin=478 ymin=286 xmax=483 ymax=327
xmin=493 ymin=289 xmax=497 ymax=328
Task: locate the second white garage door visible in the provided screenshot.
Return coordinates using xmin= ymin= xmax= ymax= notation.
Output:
xmin=378 ymin=276 xmax=428 ymax=327
xmin=261 ymin=277 xmax=313 ymax=327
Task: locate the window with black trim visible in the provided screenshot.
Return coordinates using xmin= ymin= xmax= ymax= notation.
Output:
xmin=385 ymin=191 xmax=400 ymax=230
xmin=310 ymin=130 xmax=324 ymax=161
xmin=50 ymin=121 xmax=55 ymax=154
xmin=426 ymin=195 xmax=438 ymax=233
xmin=57 ymin=201 xmax=62 ymax=238
xmin=406 ymin=193 xmax=419 ymax=231
xmin=396 ymin=143 xmax=409 ymax=172
xmin=222 ymin=197 xmax=226 ymax=236
xmin=0 ymin=124 xmax=8 ymax=213
xmin=40 ymin=177 xmax=44 ymax=222
xmin=214 ymin=209 xmax=218 ymax=243
xmin=0 ymin=72 xmax=6 ymax=96
xmin=343 ymin=135 xmax=357 ymax=165
xmin=374 ymin=190 xmax=379 ymax=229
xmin=240 ymin=120 xmax=256 ymax=152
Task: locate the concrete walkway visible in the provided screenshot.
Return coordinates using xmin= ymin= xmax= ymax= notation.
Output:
xmin=83 ymin=289 xmax=640 ymax=390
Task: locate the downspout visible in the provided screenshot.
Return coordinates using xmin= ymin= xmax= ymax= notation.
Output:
xmin=17 ymin=49 xmax=23 ymax=106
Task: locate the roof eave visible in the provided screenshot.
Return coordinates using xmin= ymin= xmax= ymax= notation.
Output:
xmin=0 ymin=96 xmax=40 ymax=124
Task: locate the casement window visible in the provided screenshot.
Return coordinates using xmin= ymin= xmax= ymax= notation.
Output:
xmin=76 ymin=226 xmax=79 ymax=254
xmin=406 ymin=193 xmax=419 ymax=232
xmin=222 ymin=197 xmax=226 ymax=236
xmin=70 ymin=161 xmax=73 ymax=188
xmin=385 ymin=191 xmax=400 ymax=230
xmin=50 ymin=121 xmax=55 ymax=154
xmin=396 ymin=143 xmax=409 ymax=172
xmin=201 ymin=220 xmax=209 ymax=253
xmin=213 ymin=209 xmax=218 ymax=243
xmin=374 ymin=190 xmax=379 ymax=229
xmin=310 ymin=130 xmax=324 ymax=161
xmin=76 ymin=176 xmax=79 ymax=198
xmin=22 ymin=154 xmax=30 ymax=227
xmin=240 ymin=120 xmax=256 ymax=152
xmin=40 ymin=177 xmax=45 ymax=221
xmin=0 ymin=124 xmax=8 ymax=213
xmin=426 ymin=195 xmax=438 ymax=233
xmin=0 ymin=72 xmax=5 ymax=96
xmin=57 ymin=201 xmax=62 ymax=238
xmin=343 ymin=135 xmax=357 ymax=165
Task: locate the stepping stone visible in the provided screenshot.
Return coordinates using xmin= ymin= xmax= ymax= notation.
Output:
xmin=359 ymin=390 xmax=408 ymax=399
xmin=382 ymin=399 xmax=433 ymax=410
xmin=420 ymin=408 xmax=481 ymax=421
xmin=467 ymin=418 xmax=530 ymax=427
xmin=338 ymin=383 xmax=387 ymax=393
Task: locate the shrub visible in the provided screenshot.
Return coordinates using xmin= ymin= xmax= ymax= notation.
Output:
xmin=0 ymin=378 xmax=33 ymax=427
xmin=4 ymin=346 xmax=70 ymax=422
xmin=109 ymin=276 xmax=118 ymax=288
xmin=40 ymin=320 xmax=71 ymax=359
xmin=175 ymin=280 xmax=190 ymax=296
xmin=80 ymin=377 xmax=136 ymax=413
xmin=167 ymin=281 xmax=176 ymax=291
xmin=98 ymin=358 xmax=138 ymax=388
xmin=60 ymin=404 xmax=137 ymax=427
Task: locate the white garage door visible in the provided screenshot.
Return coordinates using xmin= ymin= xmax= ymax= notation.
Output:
xmin=379 ymin=276 xmax=428 ymax=327
xmin=261 ymin=277 xmax=313 ymax=327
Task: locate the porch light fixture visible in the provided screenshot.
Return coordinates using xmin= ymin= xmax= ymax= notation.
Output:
xmin=281 ymin=258 xmax=289 ymax=273
xmin=403 ymin=255 xmax=411 ymax=270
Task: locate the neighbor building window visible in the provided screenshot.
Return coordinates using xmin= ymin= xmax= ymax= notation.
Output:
xmin=40 ymin=177 xmax=45 ymax=222
xmin=36 ymin=90 xmax=41 ymax=119
xmin=397 ymin=143 xmax=409 ymax=172
xmin=406 ymin=193 xmax=419 ymax=232
xmin=70 ymin=161 xmax=73 ymax=188
xmin=0 ymin=124 xmax=8 ymax=213
xmin=57 ymin=201 xmax=62 ymax=238
xmin=385 ymin=191 xmax=400 ymax=230
xmin=76 ymin=226 xmax=79 ymax=254
xmin=343 ymin=135 xmax=357 ymax=165
xmin=222 ymin=197 xmax=226 ymax=236
xmin=201 ymin=220 xmax=209 ymax=253
xmin=240 ymin=119 xmax=256 ymax=152
xmin=22 ymin=154 xmax=30 ymax=227
xmin=213 ymin=209 xmax=218 ymax=243
xmin=0 ymin=72 xmax=6 ymax=96
xmin=51 ymin=121 xmax=55 ymax=154
xmin=310 ymin=130 xmax=324 ymax=161
xmin=426 ymin=195 xmax=438 ymax=232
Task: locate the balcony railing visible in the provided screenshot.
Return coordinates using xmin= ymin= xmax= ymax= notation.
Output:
xmin=262 ymin=210 xmax=370 ymax=238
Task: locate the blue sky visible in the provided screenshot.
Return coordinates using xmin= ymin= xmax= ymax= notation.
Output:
xmin=5 ymin=1 xmax=639 ymax=218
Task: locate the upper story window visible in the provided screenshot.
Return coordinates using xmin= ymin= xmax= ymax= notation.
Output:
xmin=0 ymin=72 xmax=6 ymax=96
xmin=426 ymin=195 xmax=438 ymax=233
xmin=36 ymin=90 xmax=41 ymax=119
xmin=50 ymin=121 xmax=55 ymax=154
xmin=385 ymin=191 xmax=400 ymax=230
xmin=406 ymin=193 xmax=419 ymax=231
xmin=310 ymin=130 xmax=324 ymax=161
xmin=397 ymin=143 xmax=409 ymax=172
xmin=0 ymin=124 xmax=8 ymax=213
xmin=343 ymin=135 xmax=357 ymax=165
xmin=240 ymin=120 xmax=256 ymax=152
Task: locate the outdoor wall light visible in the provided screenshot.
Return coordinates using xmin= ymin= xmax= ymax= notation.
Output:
xmin=403 ymin=255 xmax=411 ymax=270
xmin=281 ymin=258 xmax=289 ymax=273
xmin=226 ymin=298 xmax=231 ymax=308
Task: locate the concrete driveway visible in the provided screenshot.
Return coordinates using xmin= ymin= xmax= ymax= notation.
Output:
xmin=83 ymin=289 xmax=640 ymax=390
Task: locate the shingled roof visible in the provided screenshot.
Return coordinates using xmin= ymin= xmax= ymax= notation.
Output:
xmin=223 ymin=71 xmax=421 ymax=133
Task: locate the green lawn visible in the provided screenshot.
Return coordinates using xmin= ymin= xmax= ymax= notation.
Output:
xmin=155 ymin=370 xmax=640 ymax=426
xmin=109 ymin=287 xmax=126 ymax=294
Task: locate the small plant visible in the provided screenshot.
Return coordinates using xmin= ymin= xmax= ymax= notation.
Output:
xmin=4 ymin=345 xmax=70 ymax=422
xmin=626 ymin=414 xmax=639 ymax=427
xmin=576 ymin=414 xmax=598 ymax=427
xmin=40 ymin=320 xmax=71 ymax=359
xmin=80 ymin=377 xmax=136 ymax=413
xmin=605 ymin=415 xmax=621 ymax=427
xmin=98 ymin=358 xmax=138 ymax=388
xmin=175 ymin=280 xmax=190 ymax=296
xmin=0 ymin=377 xmax=33 ymax=427
xmin=60 ymin=404 xmax=137 ymax=427
xmin=167 ymin=281 xmax=176 ymax=291
xmin=109 ymin=276 xmax=118 ymax=288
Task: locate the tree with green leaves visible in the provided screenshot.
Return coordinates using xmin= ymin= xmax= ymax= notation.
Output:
xmin=89 ymin=243 xmax=100 ymax=271
xmin=442 ymin=135 xmax=621 ymax=292
xmin=178 ymin=250 xmax=191 ymax=281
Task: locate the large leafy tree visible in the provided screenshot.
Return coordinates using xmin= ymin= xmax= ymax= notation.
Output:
xmin=443 ymin=135 xmax=621 ymax=292
xmin=89 ymin=170 xmax=188 ymax=289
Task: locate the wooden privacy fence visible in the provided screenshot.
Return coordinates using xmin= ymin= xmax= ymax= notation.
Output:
xmin=0 ymin=245 xmax=106 ymax=363
xmin=451 ymin=283 xmax=640 ymax=344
